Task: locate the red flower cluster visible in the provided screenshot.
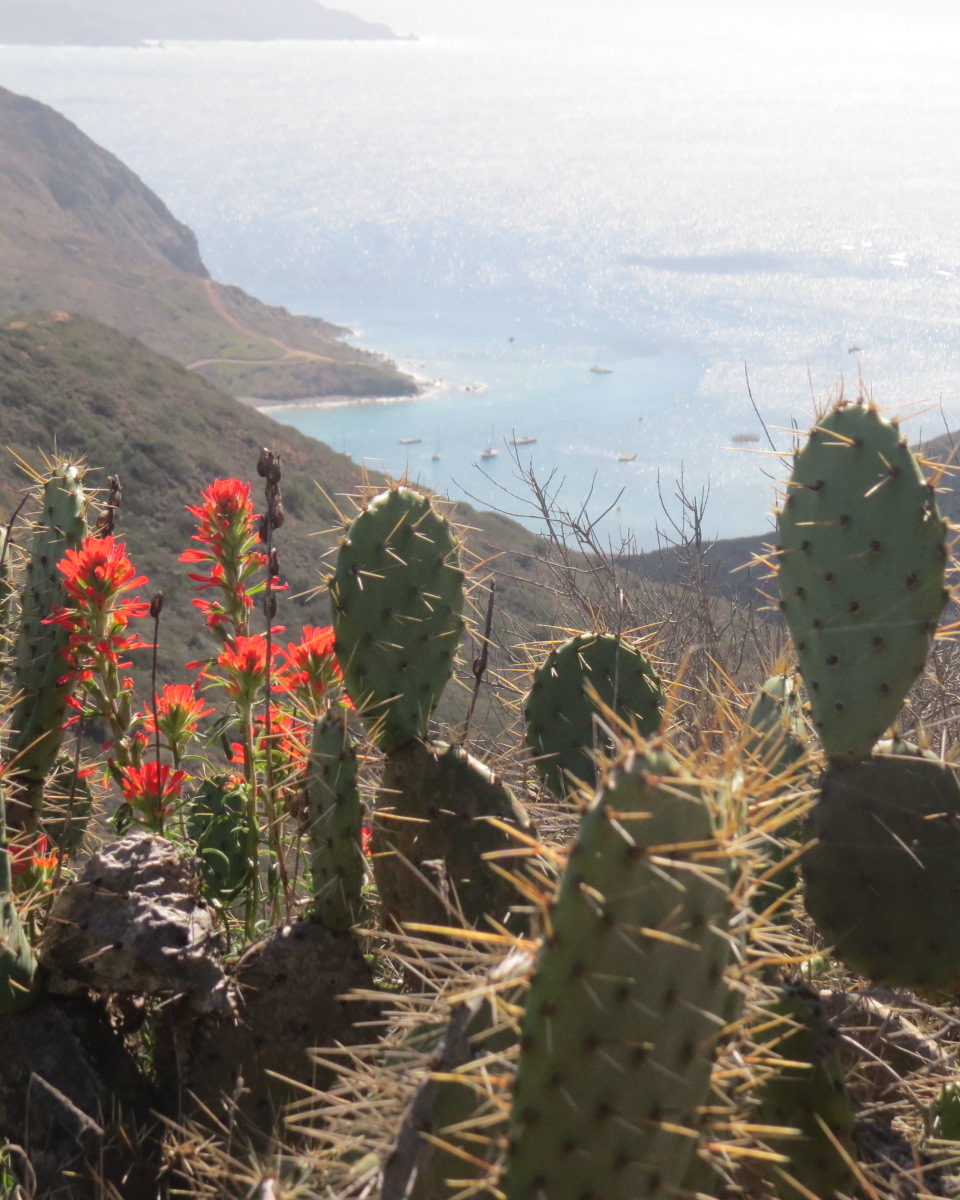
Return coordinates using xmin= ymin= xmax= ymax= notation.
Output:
xmin=9 ymin=833 xmax=58 ymax=878
xmin=120 ymin=761 xmax=187 ymax=829
xmin=180 ymin=478 xmax=272 ymax=638
xmin=46 ymin=538 xmax=152 ymax=753
xmin=212 ymin=633 xmax=290 ymax=706
xmin=230 ymin=709 xmax=310 ymax=795
xmin=46 ymin=537 xmax=151 ymax=686
xmin=142 ymin=684 xmax=213 ymax=756
xmin=283 ymin=625 xmax=344 ymax=706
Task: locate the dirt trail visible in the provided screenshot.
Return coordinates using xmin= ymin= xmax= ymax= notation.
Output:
xmin=186 ymin=279 xmax=340 ymax=370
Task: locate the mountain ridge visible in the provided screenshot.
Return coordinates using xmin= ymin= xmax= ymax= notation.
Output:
xmin=0 ymin=0 xmax=400 ymax=46
xmin=0 ymin=85 xmax=416 ymax=401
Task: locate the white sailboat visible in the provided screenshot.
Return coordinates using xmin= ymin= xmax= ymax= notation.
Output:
xmin=479 ymin=424 xmax=498 ymax=459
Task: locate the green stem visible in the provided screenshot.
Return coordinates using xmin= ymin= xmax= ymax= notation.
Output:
xmin=239 ymin=702 xmax=260 ymax=941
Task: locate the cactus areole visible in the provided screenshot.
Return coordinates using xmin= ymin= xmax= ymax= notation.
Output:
xmin=330 ymin=487 xmax=465 ymax=754
xmin=777 ymin=402 xmax=948 ymax=763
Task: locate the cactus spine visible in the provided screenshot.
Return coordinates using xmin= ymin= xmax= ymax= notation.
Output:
xmin=505 ymin=746 xmax=734 ymax=1200
xmin=303 ymin=709 xmax=364 ymax=931
xmin=525 ymin=632 xmax=663 ymax=797
xmin=6 ymin=463 xmax=87 ymax=831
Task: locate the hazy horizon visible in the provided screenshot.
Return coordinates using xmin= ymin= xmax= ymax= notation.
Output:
xmin=349 ymin=0 xmax=960 ymax=41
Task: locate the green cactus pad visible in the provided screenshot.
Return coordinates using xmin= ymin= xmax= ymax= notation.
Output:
xmin=372 ymin=739 xmax=532 ymax=932
xmin=525 ymin=633 xmax=663 ymax=796
xmin=303 ymin=711 xmax=364 ymax=932
xmin=331 ymin=487 xmax=465 ymax=754
xmin=803 ymin=745 xmax=960 ymax=991
xmin=777 ymin=402 xmax=948 ymax=764
xmin=505 ymin=748 xmax=732 ymax=1200
xmin=753 ymin=985 xmax=855 ymax=1200
xmin=386 ymin=949 xmax=533 ymax=1200
xmin=7 ymin=463 xmax=88 ymax=829
xmin=0 ymin=786 xmax=39 ymax=1014
xmin=740 ymin=674 xmax=806 ymax=778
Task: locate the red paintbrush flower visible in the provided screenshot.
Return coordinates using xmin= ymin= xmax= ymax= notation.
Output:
xmin=9 ymin=833 xmax=59 ymax=877
xmin=120 ymin=761 xmax=187 ymax=828
xmin=211 ymin=633 xmax=290 ymax=706
xmin=142 ymin=684 xmax=214 ymax=753
xmin=283 ymin=625 xmax=343 ymax=703
xmin=45 ymin=537 xmax=151 ymax=743
xmin=180 ymin=478 xmax=269 ymax=639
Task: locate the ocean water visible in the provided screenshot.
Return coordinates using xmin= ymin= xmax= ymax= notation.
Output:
xmin=3 ymin=4 xmax=960 ymax=549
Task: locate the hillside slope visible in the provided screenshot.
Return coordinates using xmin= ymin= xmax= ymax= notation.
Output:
xmin=0 ymin=87 xmax=415 ymax=401
xmin=0 ymin=0 xmax=398 ymax=45
xmin=0 ymin=312 xmax=545 ymax=686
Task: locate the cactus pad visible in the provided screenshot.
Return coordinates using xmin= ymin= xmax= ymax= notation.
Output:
xmin=753 ymin=985 xmax=855 ymax=1200
xmin=525 ymin=633 xmax=663 ymax=796
xmin=7 ymin=463 xmax=88 ymax=828
xmin=803 ymin=744 xmax=960 ymax=991
xmin=505 ymin=748 xmax=732 ymax=1200
xmin=303 ymin=711 xmax=364 ymax=932
xmin=331 ymin=487 xmax=465 ymax=754
xmin=372 ymin=739 xmax=531 ymax=932
xmin=0 ymin=785 xmax=39 ymax=1014
xmin=777 ymin=402 xmax=948 ymax=763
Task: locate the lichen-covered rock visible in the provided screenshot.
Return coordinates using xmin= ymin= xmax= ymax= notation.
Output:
xmin=42 ymin=831 xmax=230 ymax=1012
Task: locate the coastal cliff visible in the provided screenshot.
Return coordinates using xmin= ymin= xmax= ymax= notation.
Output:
xmin=0 ymin=86 xmax=416 ymax=400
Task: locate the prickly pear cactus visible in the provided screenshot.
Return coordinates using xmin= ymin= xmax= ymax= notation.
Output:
xmin=803 ymin=742 xmax=960 ymax=991
xmin=385 ymin=948 xmax=533 ymax=1200
xmin=525 ymin=633 xmax=663 ymax=796
xmin=753 ymin=984 xmax=855 ymax=1200
xmin=186 ymin=776 xmax=252 ymax=905
xmin=303 ymin=710 xmax=364 ymax=932
xmin=777 ymin=401 xmax=948 ymax=763
xmin=373 ymin=740 xmax=532 ymax=932
xmin=330 ymin=487 xmax=464 ymax=754
xmin=505 ymin=746 xmax=734 ymax=1200
xmin=0 ymin=784 xmax=39 ymax=1014
xmin=6 ymin=463 xmax=88 ymax=830
xmin=740 ymin=674 xmax=805 ymax=778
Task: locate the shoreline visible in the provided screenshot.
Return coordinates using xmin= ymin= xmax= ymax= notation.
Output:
xmin=238 ymin=373 xmax=444 ymax=414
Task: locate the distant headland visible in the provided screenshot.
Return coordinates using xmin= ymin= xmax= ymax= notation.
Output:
xmin=0 ymin=0 xmax=404 ymax=46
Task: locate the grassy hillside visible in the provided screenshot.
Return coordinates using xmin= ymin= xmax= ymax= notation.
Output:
xmin=0 ymin=87 xmax=416 ymax=401
xmin=0 ymin=312 xmax=547 ymax=691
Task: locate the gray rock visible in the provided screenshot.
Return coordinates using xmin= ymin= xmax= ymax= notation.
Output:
xmin=42 ymin=832 xmax=230 ymax=1013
